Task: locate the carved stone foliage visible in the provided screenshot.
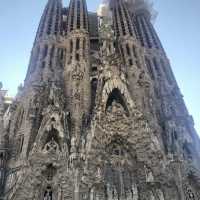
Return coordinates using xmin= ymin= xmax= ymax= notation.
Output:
xmin=72 ymin=63 xmax=84 ymax=81
xmin=105 ymin=136 xmax=136 ymax=169
xmin=137 ymin=70 xmax=151 ymax=88
xmin=4 ymin=168 xmax=21 ymax=196
xmin=183 ymin=183 xmax=198 ymax=200
xmin=84 ymin=134 xmax=165 ymax=200
xmin=2 ymin=0 xmax=200 ymax=199
xmin=100 ymin=89 xmax=132 ymax=138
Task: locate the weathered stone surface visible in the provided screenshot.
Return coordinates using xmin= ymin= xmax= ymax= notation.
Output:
xmin=0 ymin=0 xmax=200 ymax=200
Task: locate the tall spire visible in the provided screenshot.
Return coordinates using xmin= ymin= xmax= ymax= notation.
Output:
xmin=64 ymin=0 xmax=91 ymax=156
xmin=131 ymin=0 xmax=164 ymax=50
xmin=110 ymin=0 xmax=136 ymax=37
xmin=25 ymin=0 xmax=63 ymax=84
xmin=66 ymin=0 xmax=89 ymax=34
xmin=35 ymin=0 xmax=63 ymax=40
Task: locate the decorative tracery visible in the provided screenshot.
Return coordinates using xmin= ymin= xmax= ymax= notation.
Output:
xmin=43 ymin=127 xmax=61 ymax=153
xmin=183 ymin=183 xmax=197 ymax=200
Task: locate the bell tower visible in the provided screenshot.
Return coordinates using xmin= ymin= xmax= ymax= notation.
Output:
xmin=64 ymin=0 xmax=91 ymax=154
xmin=25 ymin=0 xmax=63 ymax=84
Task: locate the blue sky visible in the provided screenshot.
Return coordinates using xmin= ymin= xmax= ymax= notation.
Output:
xmin=0 ymin=0 xmax=199 ymax=134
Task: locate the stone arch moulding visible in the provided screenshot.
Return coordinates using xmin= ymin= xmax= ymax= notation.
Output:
xmin=102 ymin=78 xmax=135 ymax=112
xmin=30 ymin=112 xmax=64 ymax=153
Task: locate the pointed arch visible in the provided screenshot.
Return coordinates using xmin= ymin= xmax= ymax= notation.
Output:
xmin=106 ymin=88 xmax=129 ymax=116
xmin=42 ymin=127 xmax=61 ymax=152
xmin=102 ymin=78 xmax=135 ymax=113
xmin=31 ymin=111 xmax=65 ymax=154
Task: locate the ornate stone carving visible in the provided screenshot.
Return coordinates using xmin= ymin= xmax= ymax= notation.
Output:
xmin=43 ymin=138 xmax=60 ymax=154
xmin=72 ymin=64 xmax=84 ymax=81
xmin=1 ymin=0 xmax=200 ymax=199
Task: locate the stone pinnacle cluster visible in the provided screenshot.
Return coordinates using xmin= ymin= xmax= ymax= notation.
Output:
xmin=0 ymin=0 xmax=200 ymax=199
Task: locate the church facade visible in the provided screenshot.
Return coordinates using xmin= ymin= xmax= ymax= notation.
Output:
xmin=0 ymin=0 xmax=200 ymax=199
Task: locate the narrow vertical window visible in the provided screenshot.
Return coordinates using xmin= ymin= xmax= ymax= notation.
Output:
xmin=153 ymin=58 xmax=162 ymax=77
xmin=76 ymin=53 xmax=80 ymax=61
xmin=70 ymin=40 xmax=73 ymax=53
xmin=76 ymin=38 xmax=80 ymax=50
xmin=77 ymin=0 xmax=81 ymax=29
xmin=126 ymin=44 xmax=130 ymax=56
xmin=160 ymin=59 xmax=172 ymax=84
xmin=43 ymin=45 xmax=48 ymax=59
xmin=145 ymin=57 xmax=155 ymax=80
xmin=20 ymin=135 xmax=24 ymax=154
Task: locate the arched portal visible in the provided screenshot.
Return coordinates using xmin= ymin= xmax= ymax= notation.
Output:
xmin=106 ymin=88 xmax=129 ymax=116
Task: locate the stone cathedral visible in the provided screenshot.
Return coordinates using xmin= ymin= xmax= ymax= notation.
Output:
xmin=0 ymin=0 xmax=200 ymax=199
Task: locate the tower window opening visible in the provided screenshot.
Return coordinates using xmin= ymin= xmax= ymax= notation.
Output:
xmin=160 ymin=59 xmax=173 ymax=85
xmin=76 ymin=53 xmax=80 ymax=61
xmin=82 ymin=0 xmax=87 ymax=29
xmin=54 ymin=5 xmax=60 ymax=34
xmin=129 ymin=59 xmax=133 ymax=66
xmin=77 ymin=0 xmax=81 ymax=29
xmin=132 ymin=45 xmax=137 ymax=59
xmin=135 ymin=16 xmax=145 ymax=46
xmin=39 ymin=5 xmax=50 ymax=37
xmin=126 ymin=44 xmax=130 ymax=56
xmin=122 ymin=4 xmax=133 ymax=36
xmin=70 ymin=1 xmax=75 ymax=31
xmin=41 ymin=61 xmax=46 ymax=69
xmin=90 ymin=78 xmax=98 ymax=115
xmin=70 ymin=40 xmax=73 ymax=53
xmin=114 ymin=8 xmax=120 ymax=36
xmin=83 ymin=39 xmax=86 ymax=57
xmin=139 ymin=15 xmax=152 ymax=48
xmin=183 ymin=142 xmax=193 ymax=160
xmin=47 ymin=2 xmax=55 ymax=35
xmin=83 ymin=39 xmax=86 ymax=50
xmin=145 ymin=57 xmax=155 ymax=80
xmin=50 ymin=46 xmax=55 ymax=59
xmin=76 ymin=39 xmax=80 ymax=50
xmin=60 ymin=49 xmax=64 ymax=60
xmin=118 ymin=5 xmax=126 ymax=35
xmin=92 ymin=66 xmax=97 ymax=72
xmin=31 ymin=46 xmax=40 ymax=74
xmin=0 ymin=152 xmax=4 ymax=160
xmin=120 ymin=46 xmax=125 ymax=63
xmin=19 ymin=136 xmax=24 ymax=154
xmin=146 ymin=20 xmax=160 ymax=49
xmin=43 ymin=45 xmax=48 ymax=59
xmin=153 ymin=58 xmax=162 ymax=77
